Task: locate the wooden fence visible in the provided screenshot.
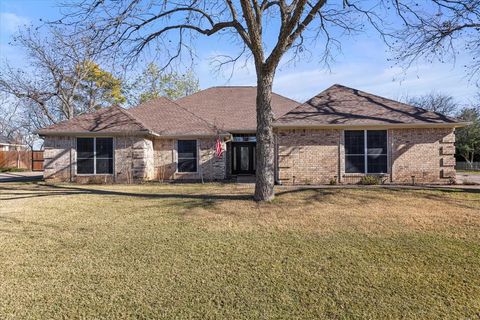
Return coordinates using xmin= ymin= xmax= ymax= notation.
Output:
xmin=0 ymin=150 xmax=44 ymax=171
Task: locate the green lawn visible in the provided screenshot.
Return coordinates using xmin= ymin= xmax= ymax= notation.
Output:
xmin=1 ymin=183 xmax=479 ymax=319
xmin=458 ymin=169 xmax=480 ymax=174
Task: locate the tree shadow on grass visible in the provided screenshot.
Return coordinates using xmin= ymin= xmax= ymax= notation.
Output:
xmin=1 ymin=183 xmax=479 ymax=211
xmin=275 ymin=185 xmax=480 ymax=211
xmin=0 ymin=183 xmax=253 ymax=202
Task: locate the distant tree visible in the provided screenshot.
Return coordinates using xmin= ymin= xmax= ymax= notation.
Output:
xmin=77 ymin=60 xmax=126 ymax=110
xmin=59 ymin=0 xmax=477 ymax=201
xmin=128 ymin=63 xmax=199 ymax=104
xmin=0 ymin=27 xmax=125 ymax=130
xmin=456 ymin=106 xmax=480 ymax=168
xmin=406 ymin=92 xmax=458 ymax=116
xmin=0 ymin=93 xmax=36 ymax=148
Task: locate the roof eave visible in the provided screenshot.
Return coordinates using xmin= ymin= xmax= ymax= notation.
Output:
xmin=36 ymin=129 xmax=157 ymax=138
xmin=153 ymin=132 xmax=232 ymax=139
xmin=273 ymin=122 xmax=471 ymax=129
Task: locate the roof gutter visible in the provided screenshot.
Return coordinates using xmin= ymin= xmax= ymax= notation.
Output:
xmin=36 ymin=130 xmax=231 ymax=140
xmin=273 ymin=122 xmax=471 ymax=129
xmin=152 ymin=132 xmax=232 ymax=139
xmin=36 ymin=129 xmax=159 ymax=138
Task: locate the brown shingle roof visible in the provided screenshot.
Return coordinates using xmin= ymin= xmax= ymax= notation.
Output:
xmin=127 ymin=97 xmax=224 ymax=136
xmin=37 ymin=106 xmax=151 ymax=135
xmin=176 ymin=86 xmax=299 ymax=132
xmin=275 ymin=84 xmax=464 ymax=127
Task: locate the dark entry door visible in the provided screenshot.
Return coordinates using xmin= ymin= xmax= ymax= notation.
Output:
xmin=232 ymin=143 xmax=255 ymax=174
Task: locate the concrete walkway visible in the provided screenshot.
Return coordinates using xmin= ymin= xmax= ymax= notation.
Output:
xmin=0 ymin=171 xmax=478 ymax=188
xmin=456 ymin=172 xmax=480 ymax=185
xmin=0 ymin=171 xmax=43 ymax=182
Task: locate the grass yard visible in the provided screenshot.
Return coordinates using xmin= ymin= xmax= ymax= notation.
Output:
xmin=458 ymin=169 xmax=480 ymax=175
xmin=1 ymin=182 xmax=479 ymax=319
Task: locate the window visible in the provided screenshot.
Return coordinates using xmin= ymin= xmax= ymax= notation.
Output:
xmin=77 ymin=137 xmax=113 ymax=174
xmin=345 ymin=130 xmax=387 ymax=174
xmin=177 ymin=140 xmax=197 ymax=172
xmin=232 ymin=134 xmax=256 ymax=142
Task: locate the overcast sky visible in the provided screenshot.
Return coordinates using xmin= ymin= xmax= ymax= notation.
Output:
xmin=1 ymin=0 xmax=478 ymax=107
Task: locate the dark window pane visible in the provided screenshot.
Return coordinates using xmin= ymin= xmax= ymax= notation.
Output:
xmin=367 ymin=131 xmax=387 ymax=155
xmin=345 ymin=131 xmax=364 ymax=155
xmin=77 ymin=158 xmax=94 ymax=174
xmin=346 ymin=155 xmax=365 ymax=173
xmin=77 ymin=138 xmax=94 ymax=159
xmin=178 ymin=140 xmax=197 ymax=158
xmin=96 ymin=158 xmax=113 ymax=174
xmin=178 ymin=159 xmax=197 ymax=172
xmin=367 ymin=155 xmax=388 ymax=173
xmin=96 ymin=138 xmax=113 ymax=158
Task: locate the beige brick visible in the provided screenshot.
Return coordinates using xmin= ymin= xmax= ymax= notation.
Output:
xmin=152 ymin=137 xmax=226 ymax=181
xmin=441 ymin=144 xmax=455 ymax=155
xmin=441 ymin=157 xmax=455 ymax=167
xmin=43 ymin=136 xmax=155 ymax=183
xmin=276 ymin=129 xmax=340 ymax=185
xmin=391 ymin=128 xmax=454 ymax=184
xmin=277 ymin=127 xmax=456 ymax=185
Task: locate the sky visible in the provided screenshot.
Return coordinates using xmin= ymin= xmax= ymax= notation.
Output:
xmin=0 ymin=0 xmax=478 ymax=107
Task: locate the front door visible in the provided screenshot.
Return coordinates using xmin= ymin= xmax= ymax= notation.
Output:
xmin=232 ymin=142 xmax=256 ymax=174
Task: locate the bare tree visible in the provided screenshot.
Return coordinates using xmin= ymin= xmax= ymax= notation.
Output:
xmin=63 ymin=0 xmax=478 ymax=200
xmin=392 ymin=0 xmax=480 ymax=81
xmin=406 ymin=92 xmax=458 ymax=116
xmin=0 ymin=93 xmax=38 ymax=148
xmin=58 ymin=0 xmax=405 ymax=201
xmin=0 ymin=26 xmax=124 ymax=130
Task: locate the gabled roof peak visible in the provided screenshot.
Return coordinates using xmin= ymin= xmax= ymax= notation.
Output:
xmin=275 ymin=84 xmax=462 ymax=127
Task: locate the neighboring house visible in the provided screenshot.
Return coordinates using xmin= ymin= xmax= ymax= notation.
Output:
xmin=37 ymin=84 xmax=468 ymax=184
xmin=0 ymin=134 xmax=28 ymax=151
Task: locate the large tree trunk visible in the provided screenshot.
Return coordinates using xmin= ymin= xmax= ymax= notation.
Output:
xmin=254 ymin=71 xmax=275 ymax=201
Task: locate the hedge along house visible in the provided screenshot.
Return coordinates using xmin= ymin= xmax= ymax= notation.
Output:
xmin=38 ymin=84 xmax=468 ymax=184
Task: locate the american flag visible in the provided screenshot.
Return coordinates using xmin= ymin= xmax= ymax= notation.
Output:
xmin=215 ymin=138 xmax=224 ymax=159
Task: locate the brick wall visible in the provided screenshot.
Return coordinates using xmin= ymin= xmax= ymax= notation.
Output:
xmin=44 ymin=136 xmax=75 ymax=182
xmin=152 ymin=137 xmax=226 ymax=181
xmin=44 ymin=128 xmax=455 ymax=185
xmin=43 ymin=135 xmax=154 ymax=183
xmin=115 ymin=136 xmax=155 ymax=183
xmin=391 ymin=128 xmax=455 ymax=184
xmin=152 ymin=139 xmax=176 ymax=180
xmin=276 ymin=129 xmax=340 ymax=185
xmin=276 ymin=127 xmax=456 ymax=185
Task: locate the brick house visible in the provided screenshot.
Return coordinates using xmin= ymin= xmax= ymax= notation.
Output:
xmin=38 ymin=84 xmax=467 ymax=184
xmin=0 ymin=134 xmax=28 ymax=151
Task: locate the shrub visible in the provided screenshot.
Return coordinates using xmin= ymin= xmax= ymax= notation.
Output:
xmin=358 ymin=175 xmax=381 ymax=185
xmin=329 ymin=178 xmax=337 ymax=185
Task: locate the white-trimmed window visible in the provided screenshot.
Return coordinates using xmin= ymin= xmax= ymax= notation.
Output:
xmin=77 ymin=137 xmax=113 ymax=174
xmin=345 ymin=130 xmax=387 ymax=174
xmin=177 ymin=140 xmax=197 ymax=172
